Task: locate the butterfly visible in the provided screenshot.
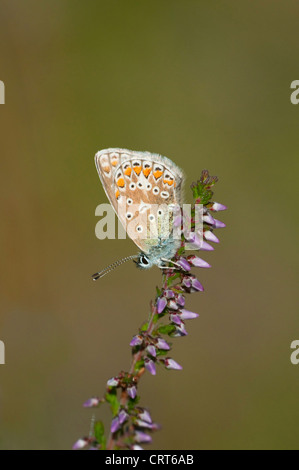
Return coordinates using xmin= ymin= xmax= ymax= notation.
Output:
xmin=92 ymin=148 xmax=184 ymax=280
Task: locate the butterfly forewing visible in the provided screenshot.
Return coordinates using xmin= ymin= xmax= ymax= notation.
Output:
xmin=95 ymin=148 xmax=183 ymax=253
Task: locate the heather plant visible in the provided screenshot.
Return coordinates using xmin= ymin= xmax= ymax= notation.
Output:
xmin=73 ymin=170 xmax=226 ymax=450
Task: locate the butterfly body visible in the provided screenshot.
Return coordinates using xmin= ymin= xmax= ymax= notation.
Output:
xmin=94 ymin=148 xmax=183 ymax=274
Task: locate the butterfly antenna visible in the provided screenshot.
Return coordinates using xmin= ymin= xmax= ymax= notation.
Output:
xmin=92 ymin=255 xmax=138 ymax=281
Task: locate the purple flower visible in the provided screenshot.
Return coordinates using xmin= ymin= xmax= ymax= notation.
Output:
xmin=177 ymin=294 xmax=185 ymax=307
xmin=211 ymin=202 xmax=227 ymax=212
xmin=187 ymin=255 xmax=211 ymax=268
xmin=145 ymin=357 xmax=156 ymax=375
xmin=168 ymin=299 xmax=178 ymax=310
xmin=203 ymin=214 xmax=215 ymax=225
xmin=157 ymin=296 xmax=167 ymax=314
xmin=146 ymin=345 xmax=156 ymax=357
xmin=110 ymin=417 xmax=120 ymax=433
xmin=164 ymin=289 xmax=175 ymax=299
xmin=135 ymin=431 xmax=152 ymax=444
xmin=131 ymin=445 xmax=144 ymax=450
xmin=191 ymin=277 xmax=204 ymax=292
xmin=83 ymin=397 xmax=100 ymax=408
xmin=138 ymin=409 xmax=152 ymax=423
xmin=200 ymin=240 xmax=214 ymax=251
xmin=180 ymin=309 xmax=199 ymax=320
xmin=185 ymin=232 xmax=202 ymax=248
xmin=135 ymin=419 xmax=154 ymax=429
xmin=119 ymin=409 xmax=128 ymax=425
xmin=156 ymin=338 xmax=170 ymax=350
xmin=130 ymin=335 xmax=143 ymax=347
xmin=177 ymin=258 xmax=191 ymax=271
xmin=170 ymin=313 xmax=183 ymax=325
xmin=107 ymin=377 xmax=119 ymax=388
xmin=164 ymin=358 xmax=183 ymax=370
xmin=127 ymin=385 xmax=137 ymax=399
xmin=173 ymin=324 xmax=188 ymax=336
xmin=72 ymin=438 xmax=89 ymax=450
xmin=204 ymin=230 xmax=219 ymax=243
xmin=174 ymin=214 xmax=182 ymax=227
xmin=182 ymin=276 xmax=192 ymax=288
xmin=212 ymin=218 xmax=226 ymax=228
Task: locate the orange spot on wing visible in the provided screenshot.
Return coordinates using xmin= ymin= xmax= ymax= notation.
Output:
xmin=124 ymin=167 xmax=132 ymax=176
xmin=143 ymin=168 xmax=152 ymax=177
xmin=133 ymin=166 xmax=142 ymax=175
xmin=111 ymin=160 xmax=118 ymax=166
xmin=117 ymin=178 xmax=125 ymax=187
xmin=163 ymin=179 xmax=174 ymax=186
xmin=115 ymin=189 xmax=120 ymax=199
xmin=102 ymin=166 xmax=110 ymax=173
xmin=154 ymin=170 xmax=163 ymax=179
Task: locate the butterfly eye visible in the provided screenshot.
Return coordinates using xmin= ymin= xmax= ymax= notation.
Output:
xmin=127 ymin=198 xmax=133 ymax=205
xmin=136 ymin=225 xmax=143 ymax=233
xmin=153 ymin=187 xmax=159 ymax=195
xmin=141 ymin=255 xmax=149 ymax=265
xmin=130 ymin=183 xmax=136 ymax=190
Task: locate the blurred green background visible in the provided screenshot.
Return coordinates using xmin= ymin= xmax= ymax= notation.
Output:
xmin=0 ymin=0 xmax=298 ymax=450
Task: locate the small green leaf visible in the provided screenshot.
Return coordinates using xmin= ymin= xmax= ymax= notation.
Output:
xmin=105 ymin=391 xmax=120 ymax=416
xmin=157 ymin=324 xmax=176 ymax=335
xmin=156 ymin=286 xmax=162 ymax=296
xmin=134 ymin=359 xmax=144 ymax=372
xmin=140 ymin=322 xmax=148 ymax=332
xmin=127 ymin=395 xmax=140 ymax=412
xmin=156 ymin=349 xmax=168 ymax=356
xmin=167 ymin=273 xmax=181 ymax=286
xmin=191 ymin=171 xmax=218 ymax=205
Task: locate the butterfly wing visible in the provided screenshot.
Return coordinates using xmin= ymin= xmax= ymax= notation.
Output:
xmin=95 ymin=148 xmax=183 ymax=253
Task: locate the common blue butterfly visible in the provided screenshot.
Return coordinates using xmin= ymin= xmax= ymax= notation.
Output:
xmin=93 ymin=148 xmax=184 ymax=280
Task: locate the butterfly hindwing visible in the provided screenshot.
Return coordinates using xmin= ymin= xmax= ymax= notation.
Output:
xmin=95 ymin=148 xmax=183 ymax=253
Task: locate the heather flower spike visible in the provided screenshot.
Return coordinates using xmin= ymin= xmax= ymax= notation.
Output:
xmin=76 ymin=169 xmax=226 ymax=450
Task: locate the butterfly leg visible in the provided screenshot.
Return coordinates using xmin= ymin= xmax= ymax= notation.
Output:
xmin=159 ymin=265 xmax=177 ymax=271
xmin=160 ymin=258 xmax=182 ymax=269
